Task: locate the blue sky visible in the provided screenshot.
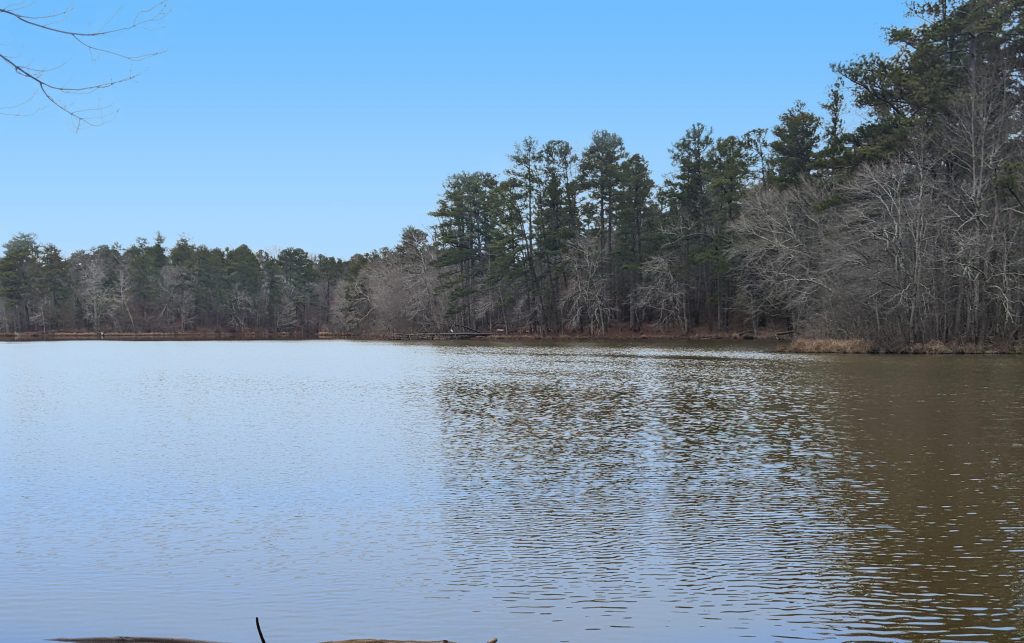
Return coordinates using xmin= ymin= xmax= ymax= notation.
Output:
xmin=1 ymin=1 xmax=910 ymax=259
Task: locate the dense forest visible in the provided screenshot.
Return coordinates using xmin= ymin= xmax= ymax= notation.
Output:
xmin=2 ymin=0 xmax=1023 ymax=349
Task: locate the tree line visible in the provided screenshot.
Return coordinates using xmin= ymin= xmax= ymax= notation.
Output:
xmin=3 ymin=0 xmax=1022 ymax=348
xmin=0 ymin=233 xmax=349 ymax=336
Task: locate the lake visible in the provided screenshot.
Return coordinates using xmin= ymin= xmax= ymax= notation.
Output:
xmin=1 ymin=340 xmax=1023 ymax=642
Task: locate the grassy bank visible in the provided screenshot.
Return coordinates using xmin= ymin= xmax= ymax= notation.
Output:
xmin=781 ymin=337 xmax=1024 ymax=354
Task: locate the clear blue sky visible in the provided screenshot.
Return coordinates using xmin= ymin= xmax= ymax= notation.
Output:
xmin=0 ymin=1 xmax=910 ymax=259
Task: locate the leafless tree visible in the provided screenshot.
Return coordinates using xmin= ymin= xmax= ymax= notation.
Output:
xmin=729 ymin=182 xmax=839 ymax=330
xmin=341 ymin=229 xmax=446 ymax=334
xmin=68 ymin=251 xmax=116 ymax=329
xmin=561 ymin=238 xmax=615 ymax=333
xmin=631 ymin=254 xmax=689 ymax=331
xmin=160 ymin=263 xmax=196 ymax=331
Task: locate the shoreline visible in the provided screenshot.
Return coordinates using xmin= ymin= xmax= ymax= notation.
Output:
xmin=2 ymin=331 xmax=1021 ymax=354
xmin=780 ymin=337 xmax=1024 ymax=355
xmin=0 ymin=327 xmax=773 ymax=343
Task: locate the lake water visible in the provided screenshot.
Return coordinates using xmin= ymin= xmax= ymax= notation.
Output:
xmin=1 ymin=340 xmax=1023 ymax=643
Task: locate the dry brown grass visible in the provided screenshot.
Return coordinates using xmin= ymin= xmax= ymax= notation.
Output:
xmin=783 ymin=337 xmax=1024 ymax=354
xmin=904 ymin=340 xmax=987 ymax=354
xmin=782 ymin=338 xmax=875 ymax=353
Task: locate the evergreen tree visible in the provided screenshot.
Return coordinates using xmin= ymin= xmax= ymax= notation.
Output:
xmin=431 ymin=172 xmax=502 ymax=328
xmin=579 ymin=130 xmax=627 ymax=258
xmin=614 ymin=153 xmax=656 ymax=326
xmin=535 ymin=139 xmax=580 ymax=330
xmin=770 ymin=101 xmax=822 ymax=186
xmin=0 ymin=233 xmax=40 ymax=331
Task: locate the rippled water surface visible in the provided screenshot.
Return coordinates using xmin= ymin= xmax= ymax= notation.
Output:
xmin=2 ymin=340 xmax=1023 ymax=642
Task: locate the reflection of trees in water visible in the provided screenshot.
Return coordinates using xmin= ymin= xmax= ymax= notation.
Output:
xmin=430 ymin=347 xmax=864 ymax=636
xmin=433 ymin=354 xmax=656 ymax=629
xmin=814 ymin=357 xmax=1024 ymax=640
xmin=652 ymin=356 xmax=861 ymax=638
xmin=429 ymin=347 xmax=1024 ymax=639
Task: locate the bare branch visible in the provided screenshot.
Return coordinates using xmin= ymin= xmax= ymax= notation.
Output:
xmin=0 ymin=2 xmax=166 ymax=125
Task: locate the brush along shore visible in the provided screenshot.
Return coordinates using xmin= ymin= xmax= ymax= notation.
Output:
xmin=780 ymin=337 xmax=1024 ymax=354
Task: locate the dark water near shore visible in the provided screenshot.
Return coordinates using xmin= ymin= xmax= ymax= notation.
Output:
xmin=1 ymin=341 xmax=1023 ymax=642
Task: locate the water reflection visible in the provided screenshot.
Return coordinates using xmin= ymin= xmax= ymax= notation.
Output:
xmin=433 ymin=345 xmax=1024 ymax=640
xmin=819 ymin=357 xmax=1024 ymax=641
xmin=1 ymin=341 xmax=1022 ymax=642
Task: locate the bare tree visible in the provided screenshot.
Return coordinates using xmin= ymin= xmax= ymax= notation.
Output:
xmin=631 ymin=254 xmax=689 ymax=331
xmin=160 ymin=263 xmax=196 ymax=331
xmin=561 ymin=238 xmax=615 ymax=334
xmin=0 ymin=2 xmax=166 ymax=126
xmin=341 ymin=229 xmax=446 ymax=334
xmin=70 ymin=252 xmax=114 ymax=329
xmin=729 ymin=182 xmax=838 ymax=330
